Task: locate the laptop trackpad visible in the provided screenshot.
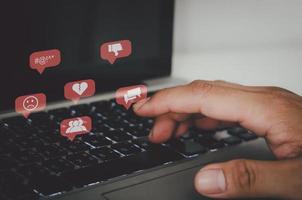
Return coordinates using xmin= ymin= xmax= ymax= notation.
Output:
xmin=103 ymin=166 xmax=210 ymax=200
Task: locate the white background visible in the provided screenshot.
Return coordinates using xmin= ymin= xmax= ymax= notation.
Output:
xmin=173 ymin=0 xmax=302 ymax=95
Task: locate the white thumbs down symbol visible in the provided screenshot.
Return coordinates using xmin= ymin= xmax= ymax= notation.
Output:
xmin=124 ymin=87 xmax=142 ymax=104
xmin=108 ymin=43 xmax=123 ymax=56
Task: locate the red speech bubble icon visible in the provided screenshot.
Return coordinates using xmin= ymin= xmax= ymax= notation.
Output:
xmin=64 ymin=79 xmax=96 ymax=103
xmin=15 ymin=93 xmax=47 ymax=118
xmin=29 ymin=49 xmax=61 ymax=74
xmin=116 ymin=85 xmax=148 ymax=110
xmin=100 ymin=40 xmax=132 ymax=64
xmin=60 ymin=116 xmax=92 ymax=141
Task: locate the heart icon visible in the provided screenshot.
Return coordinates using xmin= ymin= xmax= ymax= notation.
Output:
xmin=72 ymin=82 xmax=88 ymax=95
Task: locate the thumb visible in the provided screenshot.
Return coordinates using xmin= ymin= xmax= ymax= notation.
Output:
xmin=194 ymin=159 xmax=302 ymax=199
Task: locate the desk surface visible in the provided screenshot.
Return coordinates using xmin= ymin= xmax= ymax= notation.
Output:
xmin=172 ymin=47 xmax=302 ymax=95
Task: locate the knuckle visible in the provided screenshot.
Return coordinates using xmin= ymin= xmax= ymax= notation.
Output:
xmin=267 ymin=86 xmax=290 ymax=94
xmin=189 ymin=80 xmax=214 ymax=97
xmin=266 ymin=90 xmax=293 ymax=113
xmin=213 ymin=80 xmax=227 ymax=84
xmin=267 ymin=87 xmax=293 ymax=100
xmin=229 ymin=159 xmax=257 ymax=193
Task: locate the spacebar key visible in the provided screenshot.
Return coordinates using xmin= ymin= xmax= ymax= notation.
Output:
xmin=62 ymin=147 xmax=184 ymax=187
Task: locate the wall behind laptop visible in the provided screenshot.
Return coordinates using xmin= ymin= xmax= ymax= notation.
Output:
xmin=173 ymin=0 xmax=302 ymax=94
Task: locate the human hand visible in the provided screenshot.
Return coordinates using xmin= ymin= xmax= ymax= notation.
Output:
xmin=133 ymin=80 xmax=302 ymax=199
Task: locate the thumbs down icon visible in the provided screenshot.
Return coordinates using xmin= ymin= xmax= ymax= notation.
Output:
xmin=116 ymin=85 xmax=148 ymax=109
xmin=100 ymin=40 xmax=132 ymax=64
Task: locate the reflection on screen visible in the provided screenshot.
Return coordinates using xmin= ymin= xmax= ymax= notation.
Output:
xmin=0 ymin=0 xmax=172 ymax=112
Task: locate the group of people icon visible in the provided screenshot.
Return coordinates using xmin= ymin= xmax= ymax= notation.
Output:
xmin=66 ymin=118 xmax=88 ymax=134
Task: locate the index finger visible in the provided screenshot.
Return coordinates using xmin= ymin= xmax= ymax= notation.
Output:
xmin=133 ymin=80 xmax=272 ymax=136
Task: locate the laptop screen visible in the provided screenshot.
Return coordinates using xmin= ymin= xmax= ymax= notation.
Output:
xmin=0 ymin=0 xmax=174 ymax=113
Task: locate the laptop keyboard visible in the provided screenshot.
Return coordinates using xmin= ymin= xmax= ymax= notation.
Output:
xmin=0 ymin=98 xmax=258 ymax=200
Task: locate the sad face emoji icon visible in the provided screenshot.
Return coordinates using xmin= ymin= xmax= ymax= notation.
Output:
xmin=22 ymin=96 xmax=39 ymax=111
xmin=15 ymin=93 xmax=47 ymax=118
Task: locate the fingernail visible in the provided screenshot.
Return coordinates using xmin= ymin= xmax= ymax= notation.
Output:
xmin=148 ymin=129 xmax=154 ymax=138
xmin=133 ymin=97 xmax=150 ymax=111
xmin=195 ymin=169 xmax=226 ymax=194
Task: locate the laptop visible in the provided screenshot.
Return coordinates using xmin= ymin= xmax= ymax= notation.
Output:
xmin=0 ymin=0 xmax=275 ymax=200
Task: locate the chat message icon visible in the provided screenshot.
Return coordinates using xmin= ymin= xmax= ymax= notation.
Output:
xmin=100 ymin=40 xmax=132 ymax=64
xmin=29 ymin=49 xmax=61 ymax=74
xmin=64 ymin=79 xmax=96 ymax=103
xmin=15 ymin=93 xmax=47 ymax=118
xmin=116 ymin=85 xmax=148 ymax=109
xmin=60 ymin=116 xmax=92 ymax=141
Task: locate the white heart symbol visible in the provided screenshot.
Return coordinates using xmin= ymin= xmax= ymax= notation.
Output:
xmin=72 ymin=82 xmax=88 ymax=95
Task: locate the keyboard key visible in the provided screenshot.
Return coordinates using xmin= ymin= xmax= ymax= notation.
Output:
xmin=48 ymin=108 xmax=72 ymax=121
xmin=58 ymin=139 xmax=91 ymax=153
xmin=44 ymin=158 xmax=75 ymax=174
xmin=62 ymin=147 xmax=183 ymax=187
xmin=29 ymin=112 xmax=51 ymax=124
xmin=66 ymin=152 xmax=98 ymax=168
xmin=238 ymin=132 xmax=258 ymax=141
xmin=92 ymin=122 xmax=111 ymax=133
xmin=169 ymin=139 xmax=206 ymax=156
xmin=114 ymin=108 xmax=134 ymax=119
xmin=14 ymin=191 xmax=39 ymax=200
xmin=14 ymin=126 xmax=39 ymax=136
xmin=91 ymin=100 xmax=113 ymax=114
xmin=0 ymin=156 xmax=17 ymax=171
xmin=111 ymin=142 xmax=142 ymax=156
xmin=1 ymin=139 xmax=23 ymax=155
xmin=17 ymin=164 xmax=69 ymax=196
xmin=81 ymin=133 xmax=112 ymax=147
xmin=103 ymin=129 xmax=133 ymax=142
xmin=222 ymin=136 xmax=242 ymax=145
xmin=105 ymin=119 xmax=126 ymax=129
xmin=141 ymin=118 xmax=154 ymax=129
xmin=13 ymin=149 xmax=44 ymax=164
xmin=29 ymin=174 xmax=72 ymax=196
xmin=34 ymin=120 xmax=59 ymax=131
xmin=124 ymin=126 xmax=150 ymax=137
xmin=180 ymin=132 xmax=194 ymax=140
xmin=35 ymin=144 xmax=65 ymax=159
xmin=227 ymin=127 xmax=246 ymax=135
xmin=89 ymin=147 xmax=121 ymax=161
xmin=70 ymin=104 xmax=92 ymax=116
xmin=42 ymin=132 xmax=63 ymax=143
xmin=133 ymin=139 xmax=163 ymax=151
xmin=15 ymin=136 xmax=39 ymax=149
xmin=3 ymin=116 xmax=29 ymax=128
xmin=196 ymin=136 xmax=225 ymax=150
xmin=0 ymin=171 xmax=37 ymax=199
xmin=18 ymin=164 xmax=50 ymax=179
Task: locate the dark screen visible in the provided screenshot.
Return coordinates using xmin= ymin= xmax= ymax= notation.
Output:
xmin=0 ymin=0 xmax=173 ymax=112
